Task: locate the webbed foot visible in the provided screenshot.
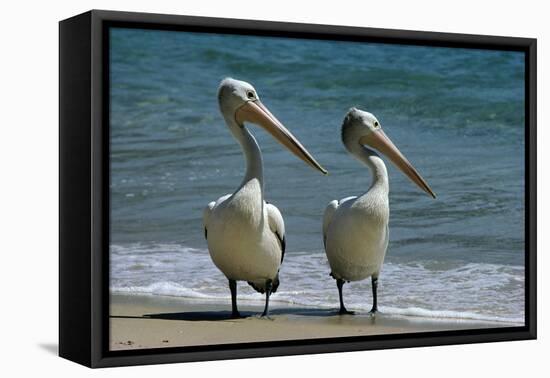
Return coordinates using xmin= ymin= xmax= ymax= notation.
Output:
xmin=339 ymin=307 xmax=355 ymax=315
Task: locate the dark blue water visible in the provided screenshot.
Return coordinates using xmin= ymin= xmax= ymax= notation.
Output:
xmin=109 ymin=28 xmax=525 ymax=323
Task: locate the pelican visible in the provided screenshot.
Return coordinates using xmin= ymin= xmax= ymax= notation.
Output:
xmin=323 ymin=108 xmax=435 ymax=315
xmin=203 ymin=78 xmax=327 ymax=318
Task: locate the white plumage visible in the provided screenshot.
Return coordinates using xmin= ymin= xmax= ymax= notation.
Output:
xmin=323 ymin=108 xmax=435 ymax=314
xmin=323 ymin=193 xmax=389 ymax=282
xmin=204 ymin=180 xmax=284 ymax=289
xmin=204 ymin=78 xmax=326 ymax=317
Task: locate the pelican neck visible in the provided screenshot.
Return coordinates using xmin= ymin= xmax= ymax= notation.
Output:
xmin=349 ymin=142 xmax=389 ymax=197
xmin=225 ymin=117 xmax=265 ymax=194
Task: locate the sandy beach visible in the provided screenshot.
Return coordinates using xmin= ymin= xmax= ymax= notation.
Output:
xmin=107 ymin=34 xmax=526 ymax=352
xmin=110 ymin=294 xmax=516 ymax=350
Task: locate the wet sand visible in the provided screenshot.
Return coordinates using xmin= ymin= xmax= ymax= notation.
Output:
xmin=109 ymin=294 xmax=516 ymax=350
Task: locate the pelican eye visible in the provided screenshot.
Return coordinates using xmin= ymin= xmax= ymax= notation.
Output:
xmin=246 ymin=91 xmax=255 ymax=99
xmin=374 ymin=121 xmax=380 ymax=128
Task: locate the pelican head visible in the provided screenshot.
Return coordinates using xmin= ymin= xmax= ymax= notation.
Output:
xmin=342 ymin=107 xmax=436 ymax=198
xmin=218 ymin=78 xmax=327 ymax=174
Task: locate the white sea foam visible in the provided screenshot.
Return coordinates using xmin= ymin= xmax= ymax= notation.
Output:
xmin=110 ymin=242 xmax=525 ymax=324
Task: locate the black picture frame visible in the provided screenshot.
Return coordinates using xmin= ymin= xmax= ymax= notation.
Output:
xmin=59 ymin=9 xmax=537 ymax=368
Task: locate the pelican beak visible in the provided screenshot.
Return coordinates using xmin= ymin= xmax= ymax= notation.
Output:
xmin=360 ymin=129 xmax=436 ymax=198
xmin=235 ymin=100 xmax=327 ymax=175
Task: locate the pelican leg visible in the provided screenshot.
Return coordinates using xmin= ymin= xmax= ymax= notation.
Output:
xmin=261 ymin=279 xmax=273 ymax=317
xmin=369 ymin=276 xmax=378 ymax=314
xmin=229 ymin=279 xmax=241 ymax=318
xmin=337 ymin=279 xmax=355 ymax=315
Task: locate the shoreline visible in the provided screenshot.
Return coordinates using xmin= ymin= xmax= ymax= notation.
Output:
xmin=109 ymin=293 xmax=520 ymax=350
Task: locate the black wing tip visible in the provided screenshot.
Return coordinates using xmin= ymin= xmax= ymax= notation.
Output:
xmin=272 ymin=272 xmax=280 ymax=293
xmin=248 ymin=273 xmax=281 ymax=294
xmin=247 ymin=281 xmax=265 ymax=294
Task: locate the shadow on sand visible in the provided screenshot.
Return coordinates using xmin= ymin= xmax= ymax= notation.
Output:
xmin=111 ymin=307 xmax=339 ymax=322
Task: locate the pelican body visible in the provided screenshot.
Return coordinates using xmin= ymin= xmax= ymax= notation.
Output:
xmin=204 ymin=78 xmax=326 ymax=318
xmin=323 ymin=108 xmax=435 ymax=314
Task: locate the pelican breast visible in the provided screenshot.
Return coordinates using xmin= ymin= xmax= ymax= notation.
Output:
xmin=204 ymin=179 xmax=282 ymax=284
xmin=324 ymin=191 xmax=389 ymax=281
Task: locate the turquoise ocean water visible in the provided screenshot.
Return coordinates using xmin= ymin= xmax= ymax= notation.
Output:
xmin=109 ymin=28 xmax=525 ymax=323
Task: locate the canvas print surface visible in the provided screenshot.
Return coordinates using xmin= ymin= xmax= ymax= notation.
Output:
xmin=108 ymin=27 xmax=525 ymax=350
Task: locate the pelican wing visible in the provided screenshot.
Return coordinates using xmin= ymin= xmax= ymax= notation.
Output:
xmin=322 ymin=200 xmax=339 ymax=249
xmin=322 ymin=196 xmax=357 ymax=248
xmin=265 ymin=202 xmax=285 ymax=294
xmin=203 ymin=194 xmax=231 ymax=240
xmin=266 ymin=202 xmax=286 ymax=262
